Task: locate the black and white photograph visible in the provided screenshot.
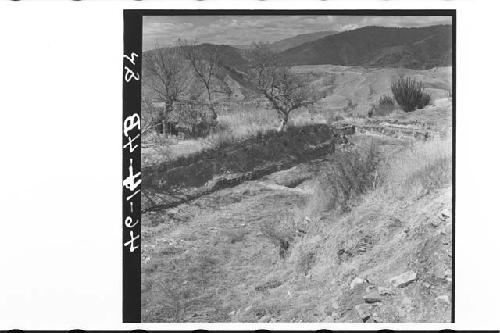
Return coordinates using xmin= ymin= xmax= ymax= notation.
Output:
xmin=5 ymin=0 xmax=500 ymax=330
xmin=137 ymin=11 xmax=455 ymax=323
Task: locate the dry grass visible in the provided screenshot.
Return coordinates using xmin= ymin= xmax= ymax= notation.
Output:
xmin=207 ymin=104 xmax=322 ymax=148
xmin=377 ymin=137 xmax=452 ymax=199
xmin=206 ymin=105 xmax=277 ymax=148
xmin=308 ymin=140 xmax=380 ymax=214
xmin=141 ymin=65 xmax=453 ymax=322
xmin=224 ymin=228 xmax=248 ymax=244
xmin=143 ymin=101 xmax=326 ymax=166
xmin=142 ymin=134 xmax=452 ymax=322
xmin=259 ymin=136 xmax=452 ymax=321
xmin=260 ymin=217 xmax=296 ymax=259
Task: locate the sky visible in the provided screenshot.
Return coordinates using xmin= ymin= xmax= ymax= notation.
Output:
xmin=143 ymin=15 xmax=452 ymax=51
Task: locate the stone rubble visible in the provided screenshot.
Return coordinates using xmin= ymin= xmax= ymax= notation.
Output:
xmin=390 ymin=270 xmax=417 ymax=288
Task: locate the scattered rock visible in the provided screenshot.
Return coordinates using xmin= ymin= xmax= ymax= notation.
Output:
xmin=423 ymin=282 xmax=431 ymax=288
xmin=437 ymin=294 xmax=450 ymax=304
xmin=401 ymin=296 xmax=413 ymax=309
xmin=430 ymin=220 xmax=441 ymax=228
xmin=331 ymin=312 xmax=340 ymax=320
xmin=350 ymin=277 xmax=366 ymax=289
xmin=323 ymin=315 xmax=334 ymax=322
xmin=255 ymin=279 xmax=282 ymax=291
xmin=355 ymin=304 xmax=371 ymax=321
xmin=258 ymin=315 xmax=271 ymax=323
xmin=439 ymin=208 xmax=451 ymax=221
xmin=366 ymin=285 xmax=376 ymax=292
xmin=390 ymin=270 xmax=417 ymax=288
xmin=363 ymin=291 xmax=382 ymax=303
xmin=378 ymin=286 xmax=394 ymax=295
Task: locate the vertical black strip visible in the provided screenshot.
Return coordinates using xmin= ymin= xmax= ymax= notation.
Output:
xmin=122 ymin=10 xmax=142 ymax=323
xmin=451 ymin=9 xmax=457 ymax=324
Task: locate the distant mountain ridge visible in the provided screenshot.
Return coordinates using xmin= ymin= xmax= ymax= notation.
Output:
xmin=268 ymin=30 xmax=339 ymax=52
xmin=144 ymin=25 xmax=452 ymax=75
xmin=278 ymin=25 xmax=452 ymax=69
xmin=231 ymin=30 xmax=339 ymax=52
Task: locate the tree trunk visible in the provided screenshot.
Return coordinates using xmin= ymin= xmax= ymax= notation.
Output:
xmin=277 ymin=112 xmax=289 ymax=132
xmin=208 ymin=104 xmax=217 ymax=121
xmin=207 ymin=90 xmax=217 ymax=121
xmin=163 ymin=102 xmax=173 ymax=138
xmin=162 ymin=120 xmax=168 ymax=137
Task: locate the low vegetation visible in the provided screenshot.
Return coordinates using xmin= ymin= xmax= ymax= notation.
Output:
xmin=378 ymin=95 xmax=395 ymax=107
xmin=308 ymin=141 xmax=380 ymax=214
xmin=391 ymin=77 xmax=431 ymax=112
xmin=237 ymin=136 xmax=452 ymax=322
xmin=141 ymin=22 xmax=453 ymax=323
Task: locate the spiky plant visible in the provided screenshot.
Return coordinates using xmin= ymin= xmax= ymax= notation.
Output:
xmin=391 ymin=77 xmax=431 ymax=112
xmin=378 ymin=95 xmax=395 ymax=107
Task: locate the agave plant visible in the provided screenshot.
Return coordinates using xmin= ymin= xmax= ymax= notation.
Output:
xmin=391 ymin=77 xmax=431 ymax=112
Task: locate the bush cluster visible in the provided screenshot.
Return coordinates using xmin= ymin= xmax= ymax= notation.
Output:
xmin=391 ymin=77 xmax=431 ymax=112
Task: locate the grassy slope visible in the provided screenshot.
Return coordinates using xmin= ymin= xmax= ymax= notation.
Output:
xmin=141 ymin=64 xmax=453 ymax=323
xmin=142 ymin=131 xmax=452 ymax=322
xmin=259 ymin=136 xmax=452 ymax=323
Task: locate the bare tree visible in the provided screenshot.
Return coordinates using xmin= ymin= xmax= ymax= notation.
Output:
xmin=247 ymin=42 xmax=311 ymax=132
xmin=178 ymin=39 xmax=231 ymax=121
xmin=143 ymin=42 xmax=189 ymax=137
xmin=140 ymin=96 xmax=162 ymax=135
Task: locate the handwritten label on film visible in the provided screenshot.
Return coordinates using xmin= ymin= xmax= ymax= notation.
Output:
xmin=123 ymin=52 xmax=140 ymax=253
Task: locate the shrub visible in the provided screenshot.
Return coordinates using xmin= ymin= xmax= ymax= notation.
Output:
xmin=391 ymin=77 xmax=431 ymax=112
xmin=313 ymin=141 xmax=380 ymax=213
xmin=368 ymin=95 xmax=396 ymax=117
xmin=378 ymin=95 xmax=395 ymax=107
